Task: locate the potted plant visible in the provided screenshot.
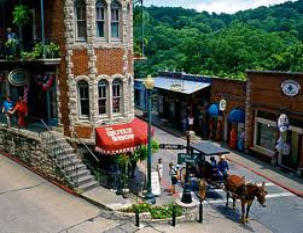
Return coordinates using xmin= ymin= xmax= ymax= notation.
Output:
xmin=13 ymin=4 xmax=31 ymax=27
xmin=5 ymin=39 xmax=18 ymax=60
xmin=46 ymin=42 xmax=60 ymax=58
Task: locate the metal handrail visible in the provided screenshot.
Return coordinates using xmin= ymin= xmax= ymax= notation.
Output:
xmin=72 ymin=132 xmax=100 ymax=163
xmin=39 ymin=118 xmax=79 ymax=188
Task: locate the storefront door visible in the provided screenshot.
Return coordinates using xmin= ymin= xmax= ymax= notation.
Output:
xmin=281 ymin=131 xmax=302 ymax=170
xmin=46 ymin=85 xmax=58 ymax=126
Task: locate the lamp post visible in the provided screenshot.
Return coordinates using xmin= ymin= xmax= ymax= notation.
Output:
xmin=181 ymin=130 xmax=194 ymax=204
xmin=144 ymin=75 xmax=156 ymax=204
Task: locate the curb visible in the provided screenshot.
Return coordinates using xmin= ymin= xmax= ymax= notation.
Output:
xmin=0 ymin=149 xmax=77 ymax=196
xmin=228 ymin=157 xmax=303 ymax=198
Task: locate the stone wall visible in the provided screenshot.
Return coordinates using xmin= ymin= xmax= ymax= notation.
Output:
xmin=0 ymin=127 xmax=65 ymax=185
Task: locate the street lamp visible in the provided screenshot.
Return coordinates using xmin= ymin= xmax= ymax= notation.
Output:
xmin=181 ymin=130 xmax=194 ymax=204
xmin=144 ymin=75 xmax=156 ymax=204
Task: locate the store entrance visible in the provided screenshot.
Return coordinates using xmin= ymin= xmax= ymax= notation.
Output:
xmin=281 ymin=131 xmax=302 ymax=170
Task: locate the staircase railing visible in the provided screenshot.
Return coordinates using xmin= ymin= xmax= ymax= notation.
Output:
xmin=40 ymin=119 xmax=79 ymax=189
xmin=71 ymin=132 xmax=128 ymax=193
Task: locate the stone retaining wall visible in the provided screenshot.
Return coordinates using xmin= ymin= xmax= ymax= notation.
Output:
xmin=0 ymin=127 xmax=65 ymax=185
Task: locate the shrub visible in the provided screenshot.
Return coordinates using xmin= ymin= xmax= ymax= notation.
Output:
xmin=121 ymin=203 xmax=182 ymax=219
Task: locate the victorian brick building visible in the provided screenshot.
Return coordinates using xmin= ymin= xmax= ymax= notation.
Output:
xmin=0 ymin=0 xmax=135 ymax=144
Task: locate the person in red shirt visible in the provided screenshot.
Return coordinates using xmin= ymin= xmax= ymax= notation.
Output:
xmin=11 ymin=96 xmax=28 ymax=129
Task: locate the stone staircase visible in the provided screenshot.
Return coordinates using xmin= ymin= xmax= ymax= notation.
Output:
xmin=41 ymin=131 xmax=99 ymax=192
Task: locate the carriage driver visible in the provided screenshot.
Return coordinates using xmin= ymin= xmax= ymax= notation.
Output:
xmin=218 ymin=155 xmax=229 ymax=180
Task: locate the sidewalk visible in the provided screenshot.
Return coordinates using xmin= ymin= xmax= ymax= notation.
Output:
xmin=135 ymin=109 xmax=303 ymax=197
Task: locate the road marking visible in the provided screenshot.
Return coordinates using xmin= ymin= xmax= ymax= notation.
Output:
xmin=210 ymin=182 xmax=275 ymax=193
xmin=204 ymin=192 xmax=295 ymax=204
xmin=266 ymin=192 xmax=295 ymax=198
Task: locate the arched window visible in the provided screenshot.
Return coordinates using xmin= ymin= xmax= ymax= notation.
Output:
xmin=111 ymin=1 xmax=121 ymax=39
xmin=77 ymin=80 xmax=89 ymax=117
xmin=96 ymin=0 xmax=106 ymax=38
xmin=75 ymin=0 xmax=87 ymax=40
xmin=112 ymin=79 xmax=122 ymax=113
xmin=98 ymin=80 xmax=108 ymax=115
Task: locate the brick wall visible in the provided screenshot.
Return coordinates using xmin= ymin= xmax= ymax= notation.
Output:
xmin=45 ymin=0 xmax=71 ymax=136
xmin=74 ymin=126 xmax=93 ymax=139
xmin=210 ymin=78 xmax=246 ymax=112
xmin=245 ymin=71 xmax=303 ymax=150
xmin=95 ymin=48 xmax=124 ymax=75
xmin=71 ymin=50 xmax=89 ymax=76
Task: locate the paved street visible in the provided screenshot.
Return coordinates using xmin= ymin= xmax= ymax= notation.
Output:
xmin=152 ymin=126 xmax=303 ymax=233
xmin=0 ymin=126 xmax=302 ymax=233
xmin=0 ymin=153 xmax=272 ymax=233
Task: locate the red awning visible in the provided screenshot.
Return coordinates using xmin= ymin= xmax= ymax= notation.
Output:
xmin=95 ymin=118 xmax=151 ymax=155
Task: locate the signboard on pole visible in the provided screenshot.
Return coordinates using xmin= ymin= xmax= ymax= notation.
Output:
xmin=159 ymin=144 xmax=185 ymax=150
xmin=219 ymin=99 xmax=227 ymax=111
xmin=178 ymin=153 xmax=199 ymax=164
xmin=151 ymin=171 xmax=161 ymax=196
xmin=277 ymin=114 xmax=289 ymax=132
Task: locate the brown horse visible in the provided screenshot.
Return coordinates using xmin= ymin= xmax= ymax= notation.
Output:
xmin=225 ymin=175 xmax=268 ymax=223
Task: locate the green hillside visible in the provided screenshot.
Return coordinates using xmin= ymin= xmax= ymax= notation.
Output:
xmin=134 ymin=0 xmax=303 ymax=79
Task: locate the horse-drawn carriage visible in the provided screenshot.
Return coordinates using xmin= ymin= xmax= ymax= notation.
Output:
xmin=178 ymin=142 xmax=268 ymax=223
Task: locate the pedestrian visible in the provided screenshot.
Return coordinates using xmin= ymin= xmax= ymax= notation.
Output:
xmin=7 ymin=27 xmax=17 ymax=41
xmin=1 ymin=96 xmax=14 ymax=127
xmin=10 ymin=96 xmax=28 ymax=129
xmin=157 ymin=158 xmax=163 ymax=183
xmin=6 ymin=27 xmax=18 ymax=58
xmin=218 ymin=155 xmax=229 ymax=180
xmin=168 ymin=162 xmax=178 ymax=195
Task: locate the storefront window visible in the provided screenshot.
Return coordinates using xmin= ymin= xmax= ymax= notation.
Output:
xmin=256 ymin=123 xmax=276 ymax=151
xmin=112 ymin=79 xmax=122 ymax=113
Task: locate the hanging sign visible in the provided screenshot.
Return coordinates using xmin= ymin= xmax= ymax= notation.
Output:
xmin=277 ymin=114 xmax=289 ymax=132
xmin=8 ymin=69 xmax=29 ymax=86
xmin=281 ymin=80 xmax=301 ymax=97
xmin=282 ymin=143 xmax=290 ymax=155
xmin=188 ymin=116 xmax=194 ymax=125
xmin=219 ymin=99 xmax=227 ymax=111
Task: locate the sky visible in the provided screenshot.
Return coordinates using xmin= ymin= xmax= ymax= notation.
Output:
xmin=144 ymin=0 xmax=298 ymax=14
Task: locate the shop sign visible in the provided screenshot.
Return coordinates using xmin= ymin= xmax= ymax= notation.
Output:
xmin=219 ymin=99 xmax=227 ymax=111
xmin=105 ymin=127 xmax=135 ymax=142
xmin=281 ymin=80 xmax=301 ymax=97
xmin=281 ymin=143 xmax=290 ymax=155
xmin=188 ymin=116 xmax=194 ymax=125
xmin=277 ymin=114 xmax=289 ymax=132
xmin=159 ymin=144 xmax=185 ymax=150
xmin=8 ymin=69 xmax=29 ymax=87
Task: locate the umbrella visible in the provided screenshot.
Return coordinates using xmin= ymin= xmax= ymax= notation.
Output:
xmin=228 ymin=109 xmax=245 ymax=123
xmin=207 ymin=104 xmax=220 ymax=117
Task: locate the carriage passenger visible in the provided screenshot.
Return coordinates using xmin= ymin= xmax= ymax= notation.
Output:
xmin=210 ymin=157 xmax=219 ymax=180
xmin=218 ymin=155 xmax=229 ymax=180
